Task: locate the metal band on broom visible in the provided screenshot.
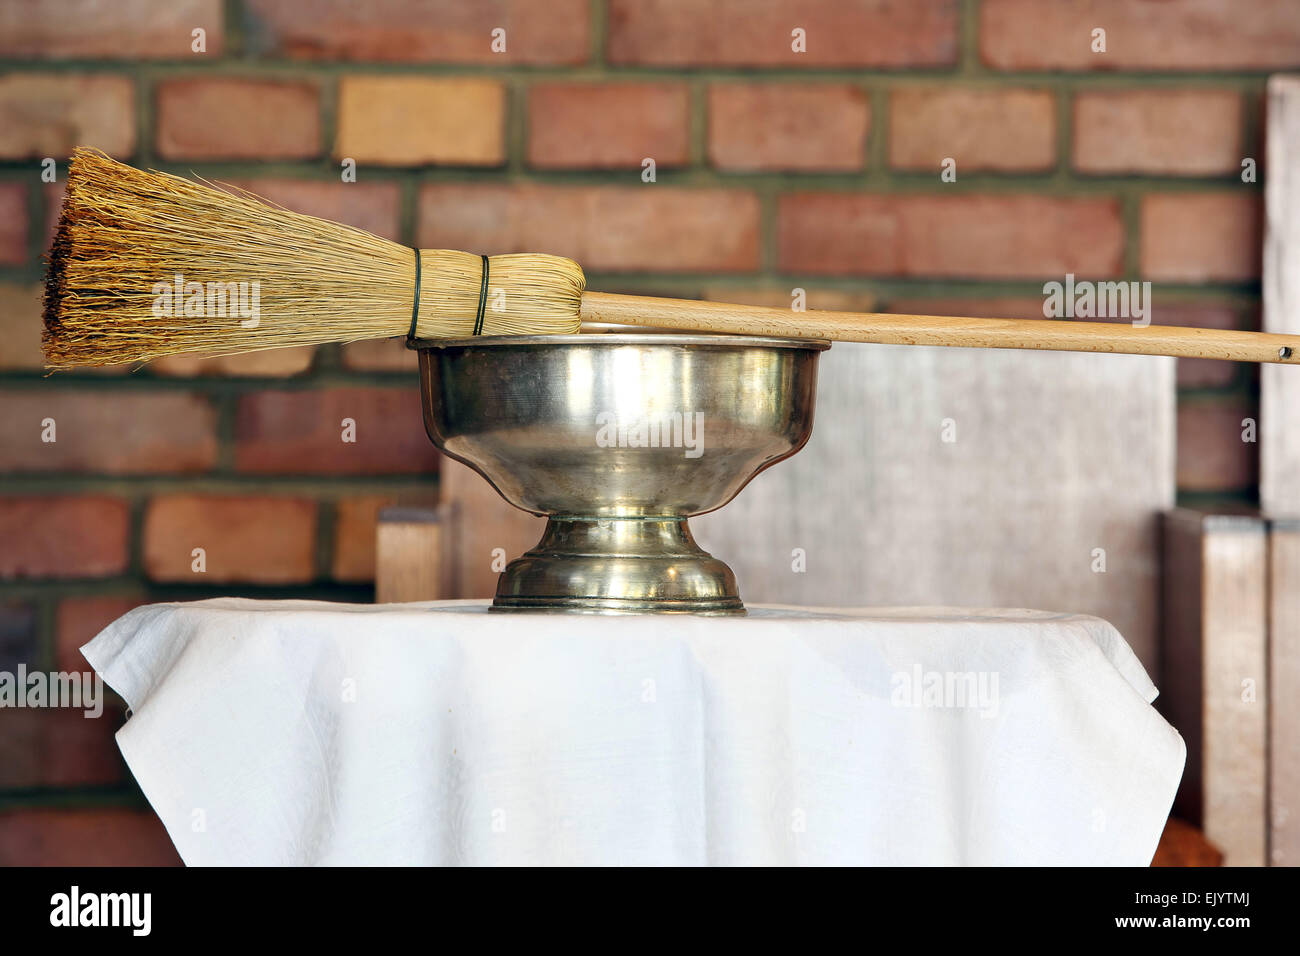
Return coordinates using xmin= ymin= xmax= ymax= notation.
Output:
xmin=43 ymin=148 xmax=1300 ymax=368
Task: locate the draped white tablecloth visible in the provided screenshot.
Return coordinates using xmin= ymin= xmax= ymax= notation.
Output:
xmin=83 ymin=599 xmax=1184 ymax=866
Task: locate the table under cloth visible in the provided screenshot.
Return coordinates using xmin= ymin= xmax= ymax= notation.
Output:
xmin=82 ymin=599 xmax=1185 ymax=866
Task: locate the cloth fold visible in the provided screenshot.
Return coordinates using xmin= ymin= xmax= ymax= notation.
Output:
xmin=83 ymin=599 xmax=1184 ymax=866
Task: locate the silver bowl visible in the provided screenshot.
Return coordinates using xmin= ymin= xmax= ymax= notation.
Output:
xmin=414 ymin=333 xmax=828 ymax=614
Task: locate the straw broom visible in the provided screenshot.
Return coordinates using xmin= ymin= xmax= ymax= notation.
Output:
xmin=44 ymin=148 xmax=1300 ymax=367
xmin=44 ymin=148 xmax=582 ymax=366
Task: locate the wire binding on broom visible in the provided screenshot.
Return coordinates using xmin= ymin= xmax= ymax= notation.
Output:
xmin=42 ymin=148 xmax=585 ymax=368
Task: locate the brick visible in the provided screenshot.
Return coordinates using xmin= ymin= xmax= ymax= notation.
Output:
xmin=0 ymin=390 xmax=217 ymax=473
xmin=885 ymin=296 xmax=1050 ymax=321
xmin=1 ymin=707 xmax=126 ymax=790
xmin=708 ymin=84 xmax=869 ymax=172
xmin=0 ymin=600 xmax=37 ymax=670
xmin=0 ymin=809 xmax=181 ymax=866
xmin=0 ymin=496 xmax=128 ymax=579
xmin=40 ymin=706 xmax=127 ymax=788
xmin=529 ymin=83 xmax=689 ymax=170
xmin=778 ymin=194 xmax=1124 ymax=279
xmin=609 ymin=0 xmax=958 ymax=67
xmin=244 ymin=0 xmax=589 ymax=64
xmin=143 ymin=495 xmax=317 ymax=583
xmin=889 ymin=88 xmax=1055 ymax=172
xmin=341 ymin=338 xmax=418 ymax=372
xmin=150 ymin=346 xmax=316 ymax=378
xmin=0 ymin=183 xmax=27 ymax=266
xmin=227 ymin=179 xmax=402 ymax=241
xmin=1074 ymin=91 xmax=1243 ymax=175
xmin=0 ymin=0 xmax=222 ymax=59
xmin=234 ymin=387 xmax=439 ymax=475
xmin=0 ymin=598 xmax=125 ymax=790
xmin=333 ymin=493 xmax=437 ymax=582
xmin=156 ymin=78 xmax=320 ymax=160
xmin=981 ymin=0 xmax=1300 ymax=71
xmin=1177 ymin=400 xmax=1257 ymax=492
xmin=56 ymin=594 xmax=146 ymax=672
xmin=1178 ymin=359 xmax=1239 ymax=391
xmin=1140 ymin=193 xmax=1261 ymax=282
xmin=0 ymin=708 xmax=41 ymax=789
xmin=42 ymin=180 xmax=63 ymax=254
xmin=0 ymin=74 xmax=134 ymax=159
xmin=1251 ymin=87 xmax=1269 ymax=177
xmin=0 ymin=283 xmax=43 ymax=370
xmin=336 ymin=77 xmax=504 ymax=167
xmin=703 ymin=286 xmax=877 ymax=312
xmin=418 ymin=184 xmax=761 ymax=273
xmin=3 ymin=711 xmax=63 ymax=790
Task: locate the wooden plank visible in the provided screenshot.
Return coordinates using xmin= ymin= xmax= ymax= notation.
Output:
xmin=1161 ymin=509 xmax=1268 ymax=867
xmin=693 ymin=345 xmax=1175 ymax=668
xmin=1263 ymin=75 xmax=1300 ymax=513
xmin=1257 ymin=77 xmax=1300 ymax=863
xmin=1269 ymin=517 xmax=1300 ymax=866
xmin=375 ymin=507 xmax=447 ymax=603
xmin=1162 ymin=511 xmax=1206 ymax=825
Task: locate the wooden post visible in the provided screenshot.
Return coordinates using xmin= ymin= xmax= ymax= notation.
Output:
xmin=1269 ymin=517 xmax=1300 ymax=865
xmin=1161 ymin=509 xmax=1268 ymax=866
xmin=1263 ymin=76 xmax=1300 ymax=512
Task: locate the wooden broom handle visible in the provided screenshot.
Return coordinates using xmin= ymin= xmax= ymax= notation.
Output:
xmin=580 ymin=291 xmax=1300 ymax=364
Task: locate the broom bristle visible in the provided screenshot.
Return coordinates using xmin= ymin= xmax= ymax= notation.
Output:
xmin=43 ymin=148 xmax=585 ymax=368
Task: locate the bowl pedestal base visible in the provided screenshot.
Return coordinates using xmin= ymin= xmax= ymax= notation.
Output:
xmin=491 ymin=516 xmax=745 ymax=615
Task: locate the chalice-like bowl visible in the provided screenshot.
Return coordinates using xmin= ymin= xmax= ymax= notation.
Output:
xmin=414 ymin=333 xmax=828 ymax=614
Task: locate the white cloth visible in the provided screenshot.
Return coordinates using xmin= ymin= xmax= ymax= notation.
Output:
xmin=83 ymin=599 xmax=1184 ymax=866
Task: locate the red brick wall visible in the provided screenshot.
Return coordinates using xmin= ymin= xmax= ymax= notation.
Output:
xmin=0 ymin=0 xmax=1290 ymax=863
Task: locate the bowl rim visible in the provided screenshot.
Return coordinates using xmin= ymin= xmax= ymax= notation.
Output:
xmin=408 ymin=332 xmax=831 ymax=351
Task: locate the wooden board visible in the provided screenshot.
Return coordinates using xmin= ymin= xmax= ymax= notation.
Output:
xmin=375 ymin=507 xmax=447 ymax=603
xmin=1259 ymin=75 xmax=1300 ymax=867
xmin=1161 ymin=509 xmax=1268 ymax=867
xmin=1269 ymin=517 xmax=1300 ymax=866
xmin=439 ymin=457 xmax=545 ymax=599
xmin=1263 ymin=75 xmax=1300 ymax=513
xmin=692 ymin=345 xmax=1175 ymax=667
